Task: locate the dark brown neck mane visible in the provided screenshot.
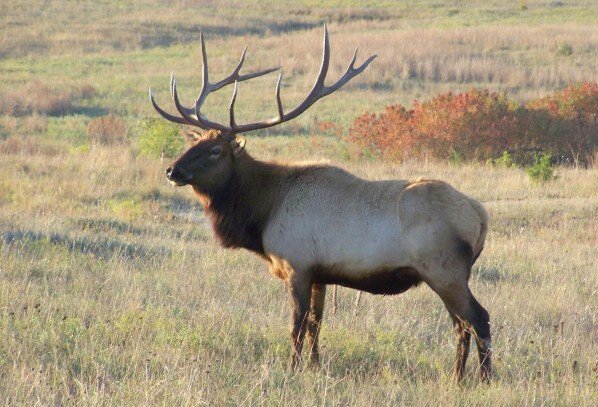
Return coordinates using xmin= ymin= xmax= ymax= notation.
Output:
xmin=192 ymin=153 xmax=288 ymax=257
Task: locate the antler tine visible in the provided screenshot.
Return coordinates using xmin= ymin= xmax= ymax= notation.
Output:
xmin=193 ymin=29 xmax=212 ymax=120
xmin=320 ymin=48 xmax=377 ymax=98
xmin=312 ymin=23 xmax=331 ymax=94
xmin=170 ymin=72 xmax=192 ymax=117
xmin=268 ymin=22 xmax=329 ymax=124
xmin=149 ymin=87 xmax=189 ymax=125
xmin=275 ymin=71 xmax=284 ymax=121
xmin=210 ymin=47 xmax=280 ymax=92
xmin=281 ymin=22 xmax=331 ymax=121
xmin=350 ymin=47 xmax=358 ymax=69
xmin=261 ymin=22 xmax=329 ymax=124
xmin=171 ymin=74 xmax=210 ymax=129
xmin=212 ymin=45 xmax=247 ymax=92
xmin=229 ymin=81 xmax=239 ymax=130
xmin=226 ymin=46 xmax=248 ymax=86
xmin=237 ymin=66 xmax=281 ymax=83
xmin=200 ymin=29 xmax=209 ymax=93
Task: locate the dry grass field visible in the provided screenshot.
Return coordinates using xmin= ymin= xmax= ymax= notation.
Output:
xmin=1 ymin=138 xmax=597 ymax=405
xmin=1 ymin=0 xmax=597 ymax=405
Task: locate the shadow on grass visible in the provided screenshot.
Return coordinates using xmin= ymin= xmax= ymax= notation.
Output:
xmin=138 ymin=20 xmax=320 ymax=49
xmin=353 ymin=81 xmax=395 ymax=92
xmin=472 ymin=265 xmax=519 ymax=284
xmin=108 ymin=188 xmax=201 ymax=213
xmin=1 ymin=229 xmax=171 ymax=261
xmin=70 ymin=106 xmax=109 ymax=117
xmin=75 ymin=218 xmax=146 ymax=235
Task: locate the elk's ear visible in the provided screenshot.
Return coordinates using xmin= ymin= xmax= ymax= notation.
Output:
xmin=231 ymin=137 xmax=246 ymax=156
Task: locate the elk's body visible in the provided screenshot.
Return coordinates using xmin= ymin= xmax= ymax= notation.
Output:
xmin=150 ymin=26 xmax=492 ymax=382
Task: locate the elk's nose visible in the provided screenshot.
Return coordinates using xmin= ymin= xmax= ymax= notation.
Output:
xmin=165 ymin=165 xmax=191 ymax=185
xmin=166 ymin=166 xmax=184 ymax=181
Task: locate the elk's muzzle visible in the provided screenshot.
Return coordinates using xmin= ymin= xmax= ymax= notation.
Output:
xmin=165 ymin=165 xmax=192 ymax=186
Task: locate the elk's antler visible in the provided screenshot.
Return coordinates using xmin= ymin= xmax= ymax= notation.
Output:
xmin=149 ymin=24 xmax=377 ymax=139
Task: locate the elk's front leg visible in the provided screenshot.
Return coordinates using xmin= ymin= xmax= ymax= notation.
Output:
xmin=288 ymin=277 xmax=312 ymax=370
xmin=306 ymin=284 xmax=326 ymax=366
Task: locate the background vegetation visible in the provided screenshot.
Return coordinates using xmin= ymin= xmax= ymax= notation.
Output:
xmin=0 ymin=0 xmax=597 ymax=405
xmin=348 ymin=82 xmax=597 ymax=165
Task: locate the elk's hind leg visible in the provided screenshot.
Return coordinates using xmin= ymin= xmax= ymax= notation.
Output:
xmin=288 ymin=276 xmax=312 ymax=370
xmin=467 ymin=294 xmax=492 ymax=382
xmin=448 ymin=311 xmax=471 ymax=382
xmin=306 ymin=283 xmax=326 ymax=366
xmin=433 ymin=282 xmax=491 ymax=382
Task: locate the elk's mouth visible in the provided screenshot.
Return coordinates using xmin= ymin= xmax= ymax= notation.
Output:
xmin=169 ymin=178 xmax=191 ymax=187
xmin=166 ymin=167 xmax=193 ymax=187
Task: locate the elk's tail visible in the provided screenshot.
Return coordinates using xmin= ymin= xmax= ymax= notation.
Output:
xmin=470 ymin=200 xmax=489 ymax=265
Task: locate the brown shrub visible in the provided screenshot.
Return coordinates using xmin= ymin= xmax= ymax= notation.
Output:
xmin=21 ymin=113 xmax=49 ymax=134
xmin=0 ymin=116 xmax=18 ymax=136
xmin=74 ymin=83 xmax=98 ymax=100
xmin=21 ymin=80 xmax=73 ymax=115
xmin=0 ymin=79 xmax=73 ymax=116
xmin=0 ymin=135 xmax=60 ymax=156
xmin=0 ymin=92 xmax=20 ymax=116
xmin=87 ymin=115 xmax=128 ymax=145
xmin=0 ymin=113 xmax=48 ymax=138
xmin=311 ymin=117 xmax=343 ymax=138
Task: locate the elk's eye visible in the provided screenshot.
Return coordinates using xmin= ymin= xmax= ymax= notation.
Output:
xmin=209 ymin=146 xmax=222 ymax=156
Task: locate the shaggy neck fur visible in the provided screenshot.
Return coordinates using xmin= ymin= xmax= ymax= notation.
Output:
xmin=192 ymin=152 xmax=288 ymax=256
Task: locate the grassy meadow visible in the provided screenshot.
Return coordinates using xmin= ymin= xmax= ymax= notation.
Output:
xmin=1 ymin=1 xmax=597 ymax=405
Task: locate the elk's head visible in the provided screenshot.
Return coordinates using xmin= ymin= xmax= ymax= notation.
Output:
xmin=165 ymin=130 xmax=246 ymax=190
xmin=150 ymin=25 xmax=376 ymax=190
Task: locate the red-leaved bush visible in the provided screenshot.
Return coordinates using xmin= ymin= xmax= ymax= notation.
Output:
xmin=525 ymin=82 xmax=597 ymax=166
xmin=348 ymin=82 xmax=597 ymax=166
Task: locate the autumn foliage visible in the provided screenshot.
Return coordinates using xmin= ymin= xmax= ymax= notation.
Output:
xmin=348 ymin=82 xmax=598 ymax=166
xmin=525 ymin=82 xmax=598 ymax=166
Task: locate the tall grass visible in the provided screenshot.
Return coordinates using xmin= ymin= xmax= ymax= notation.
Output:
xmin=0 ymin=136 xmax=597 ymax=405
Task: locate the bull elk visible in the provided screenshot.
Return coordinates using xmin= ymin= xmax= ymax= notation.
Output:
xmin=149 ymin=26 xmax=492 ymax=382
